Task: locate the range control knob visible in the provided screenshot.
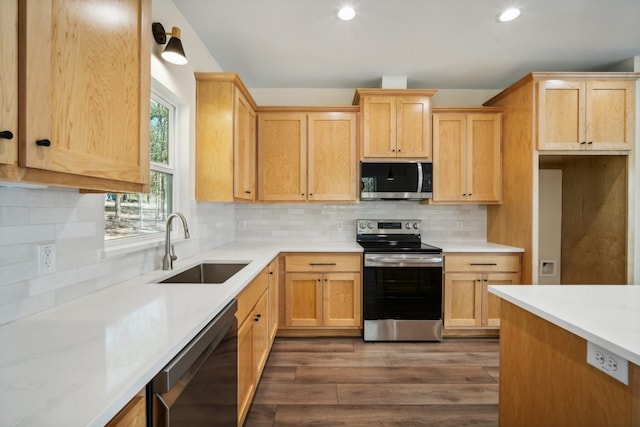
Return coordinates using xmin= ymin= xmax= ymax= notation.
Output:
xmin=358 ymin=222 xmax=365 ymax=229
xmin=366 ymin=222 xmax=373 ymax=229
xmin=405 ymin=222 xmax=411 ymax=229
xmin=413 ymin=222 xmax=420 ymax=229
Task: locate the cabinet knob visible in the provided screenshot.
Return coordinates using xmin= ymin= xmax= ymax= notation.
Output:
xmin=36 ymin=139 xmax=51 ymax=147
xmin=580 ymin=141 xmax=586 ymax=145
xmin=254 ymin=314 xmax=261 ymax=322
xmin=0 ymin=130 xmax=14 ymax=140
xmin=588 ymin=141 xmax=593 ymax=145
xmin=244 ymin=190 xmax=251 ymax=194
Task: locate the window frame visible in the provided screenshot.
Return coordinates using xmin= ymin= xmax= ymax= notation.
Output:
xmin=103 ymin=86 xmax=179 ymax=247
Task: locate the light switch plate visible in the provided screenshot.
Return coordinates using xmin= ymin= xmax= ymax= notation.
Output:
xmin=587 ymin=341 xmax=629 ymax=385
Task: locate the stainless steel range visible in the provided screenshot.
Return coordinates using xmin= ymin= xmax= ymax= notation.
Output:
xmin=357 ymin=219 xmax=443 ymax=341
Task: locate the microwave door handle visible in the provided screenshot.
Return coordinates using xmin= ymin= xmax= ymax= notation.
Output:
xmin=417 ymin=162 xmax=423 ymax=192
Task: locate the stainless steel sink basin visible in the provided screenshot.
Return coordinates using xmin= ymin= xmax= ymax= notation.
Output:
xmin=159 ymin=262 xmax=248 ymax=284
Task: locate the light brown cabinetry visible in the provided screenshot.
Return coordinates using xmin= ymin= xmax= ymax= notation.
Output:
xmin=432 ymin=109 xmax=502 ymax=203
xmin=0 ymin=0 xmax=18 ymax=166
xmin=538 ymin=78 xmax=635 ymax=151
xmin=353 ymin=89 xmax=436 ymax=159
xmin=257 ymin=109 xmax=358 ymax=202
xmin=443 ymin=253 xmax=521 ymax=331
xmin=195 ymin=73 xmax=258 ymax=201
xmin=267 ymin=258 xmax=279 ymax=344
xmin=105 ymin=390 xmax=146 ymax=427
xmin=282 ymin=253 xmax=362 ymax=332
xmin=236 ymin=268 xmax=271 ymax=426
xmin=0 ymin=0 xmax=151 ymax=192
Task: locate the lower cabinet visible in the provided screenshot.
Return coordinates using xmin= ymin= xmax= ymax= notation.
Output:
xmin=443 ymin=253 xmax=521 ymax=333
xmin=236 ymin=267 xmax=271 ymax=426
xmin=281 ymin=253 xmax=362 ymax=333
xmin=105 ymin=389 xmax=145 ymax=427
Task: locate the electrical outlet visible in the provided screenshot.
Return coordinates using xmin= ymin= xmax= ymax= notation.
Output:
xmin=587 ymin=341 xmax=629 ymax=385
xmin=38 ymin=244 xmax=56 ymax=275
xmin=336 ymin=220 xmax=344 ymax=231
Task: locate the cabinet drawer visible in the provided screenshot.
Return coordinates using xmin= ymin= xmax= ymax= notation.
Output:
xmin=445 ymin=253 xmax=520 ymax=273
xmin=285 ymin=254 xmax=361 ymax=272
xmin=236 ymin=268 xmax=269 ymax=322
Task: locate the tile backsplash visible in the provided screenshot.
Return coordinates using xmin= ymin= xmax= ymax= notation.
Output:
xmin=0 ymin=185 xmax=485 ymax=325
xmin=235 ymin=202 xmax=486 ymax=242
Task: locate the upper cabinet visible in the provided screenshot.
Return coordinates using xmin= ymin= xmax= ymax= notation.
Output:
xmin=0 ymin=0 xmax=18 ymax=166
xmin=432 ymin=108 xmax=502 ymax=203
xmin=0 ymin=0 xmax=151 ymax=192
xmin=537 ymin=76 xmax=635 ymax=151
xmin=257 ymin=108 xmax=358 ymax=202
xmin=354 ymin=89 xmax=437 ymax=159
xmin=195 ymin=73 xmax=258 ymax=202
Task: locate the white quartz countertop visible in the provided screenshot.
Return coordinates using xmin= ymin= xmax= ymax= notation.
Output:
xmin=432 ymin=240 xmax=524 ymax=253
xmin=0 ymin=241 xmax=360 ymax=427
xmin=489 ymin=285 xmax=640 ymax=366
xmin=0 ymin=239 xmax=519 ymax=427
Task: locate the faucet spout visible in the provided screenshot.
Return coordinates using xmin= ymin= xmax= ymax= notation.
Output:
xmin=163 ymin=212 xmax=190 ymax=270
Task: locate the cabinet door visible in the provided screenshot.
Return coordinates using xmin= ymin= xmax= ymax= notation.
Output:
xmin=253 ymin=292 xmax=269 ymax=377
xmin=307 ymin=112 xmax=358 ymax=201
xmin=432 ymin=113 xmax=466 ymax=202
xmin=585 ymin=80 xmax=634 ymax=150
xmin=267 ymin=259 xmax=279 ymax=343
xmin=237 ymin=315 xmax=255 ymax=424
xmin=481 ymin=272 xmax=520 ymax=327
xmin=19 ymin=0 xmax=150 ymax=186
xmin=258 ymin=113 xmax=307 ymax=201
xmin=538 ymin=80 xmax=585 ymax=150
xmin=362 ymin=96 xmax=397 ymax=157
xmin=444 ymin=273 xmax=482 ymax=327
xmin=0 ymin=0 xmax=17 ymax=165
xmin=323 ymin=272 xmax=361 ymax=327
xmin=234 ymin=88 xmax=256 ymax=200
xmin=396 ymin=96 xmax=431 ymax=158
xmin=466 ymin=113 xmax=502 ymax=202
xmin=285 ymin=273 xmax=322 ymax=326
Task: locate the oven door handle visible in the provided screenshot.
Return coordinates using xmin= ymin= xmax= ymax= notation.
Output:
xmin=364 ymin=254 xmax=442 ymax=267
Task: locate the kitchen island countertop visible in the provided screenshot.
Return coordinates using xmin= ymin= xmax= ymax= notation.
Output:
xmin=489 ymin=285 xmax=640 ymax=366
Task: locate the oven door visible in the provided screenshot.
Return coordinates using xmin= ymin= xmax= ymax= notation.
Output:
xmin=363 ymin=253 xmax=443 ymax=321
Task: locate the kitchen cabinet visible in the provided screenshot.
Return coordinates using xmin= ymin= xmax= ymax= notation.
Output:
xmin=257 ymin=109 xmax=358 ymax=202
xmin=443 ymin=253 xmax=521 ymax=331
xmin=195 ymin=73 xmax=258 ymax=202
xmin=353 ymin=89 xmax=437 ymax=159
xmin=483 ymin=72 xmax=638 ymax=284
xmin=267 ymin=258 xmax=279 ymax=344
xmin=0 ymin=0 xmax=151 ymax=193
xmin=432 ymin=108 xmax=502 ymax=203
xmin=105 ymin=390 xmax=145 ymax=427
xmin=282 ymin=253 xmax=362 ymax=331
xmin=236 ymin=267 xmax=271 ymax=426
xmin=0 ymin=0 xmax=17 ymax=166
xmin=538 ymin=78 xmax=635 ymax=151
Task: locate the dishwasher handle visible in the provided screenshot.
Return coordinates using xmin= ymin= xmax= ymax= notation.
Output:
xmin=151 ymin=299 xmax=237 ymax=393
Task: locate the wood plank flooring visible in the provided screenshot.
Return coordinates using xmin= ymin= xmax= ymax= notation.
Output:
xmin=244 ymin=337 xmax=499 ymax=427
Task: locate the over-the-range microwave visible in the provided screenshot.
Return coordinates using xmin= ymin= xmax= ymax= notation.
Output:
xmin=360 ymin=161 xmax=433 ymax=200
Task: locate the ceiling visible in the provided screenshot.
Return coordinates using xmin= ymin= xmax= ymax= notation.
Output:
xmin=173 ymin=0 xmax=640 ymax=90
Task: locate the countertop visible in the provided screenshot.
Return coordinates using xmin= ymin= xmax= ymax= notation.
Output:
xmin=0 ymin=240 xmax=521 ymax=426
xmin=489 ymin=285 xmax=640 ymax=366
xmin=431 ymin=240 xmax=524 ymax=253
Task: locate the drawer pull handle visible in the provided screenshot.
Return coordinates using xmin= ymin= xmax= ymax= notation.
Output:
xmin=309 ymin=263 xmax=337 ymax=266
xmin=0 ymin=130 xmax=14 ymax=139
xmin=36 ymin=139 xmax=51 ymax=147
xmin=469 ymin=263 xmax=498 ymax=266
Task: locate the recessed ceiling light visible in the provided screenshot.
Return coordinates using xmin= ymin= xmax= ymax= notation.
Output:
xmin=498 ymin=7 xmax=521 ymax=22
xmin=338 ymin=6 xmax=356 ymax=21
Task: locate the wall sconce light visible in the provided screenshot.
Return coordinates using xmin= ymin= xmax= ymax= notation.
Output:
xmin=152 ymin=22 xmax=188 ymax=65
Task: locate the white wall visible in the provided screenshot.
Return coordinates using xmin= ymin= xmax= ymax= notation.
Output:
xmin=538 ymin=170 xmax=562 ymax=284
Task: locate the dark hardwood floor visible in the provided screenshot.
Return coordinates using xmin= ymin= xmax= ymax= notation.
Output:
xmin=244 ymin=337 xmax=499 ymax=427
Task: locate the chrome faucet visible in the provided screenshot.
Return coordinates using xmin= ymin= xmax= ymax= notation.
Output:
xmin=163 ymin=212 xmax=191 ymax=270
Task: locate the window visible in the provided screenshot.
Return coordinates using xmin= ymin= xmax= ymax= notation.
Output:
xmin=104 ymin=91 xmax=176 ymax=240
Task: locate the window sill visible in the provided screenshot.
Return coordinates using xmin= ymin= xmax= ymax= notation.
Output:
xmin=102 ymin=234 xmax=165 ymax=259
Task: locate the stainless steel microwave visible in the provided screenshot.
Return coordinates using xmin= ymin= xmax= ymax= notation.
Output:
xmin=360 ymin=161 xmax=433 ymax=200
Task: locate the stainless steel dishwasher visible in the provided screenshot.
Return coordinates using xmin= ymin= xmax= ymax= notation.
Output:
xmin=148 ymin=299 xmax=237 ymax=426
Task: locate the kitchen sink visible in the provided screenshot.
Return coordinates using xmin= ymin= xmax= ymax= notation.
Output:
xmin=159 ymin=262 xmax=248 ymax=284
